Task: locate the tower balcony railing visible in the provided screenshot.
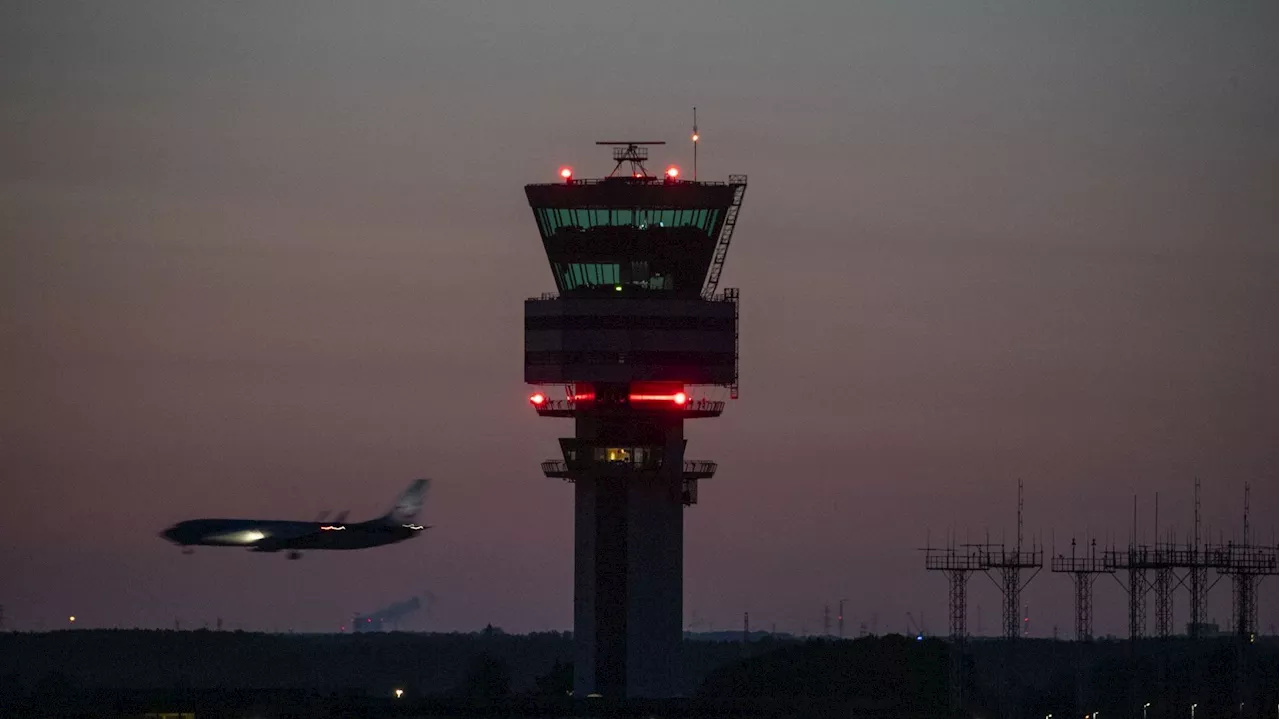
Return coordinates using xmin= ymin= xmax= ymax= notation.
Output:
xmin=1204 ymin=543 xmax=1278 ymax=573
xmin=686 ymin=458 xmax=716 ymax=475
xmin=541 ymin=460 xmax=571 ymax=478
xmin=528 ymin=290 xmax=740 ymax=303
xmin=1102 ymin=546 xmax=1181 ymax=570
xmin=923 ymin=551 xmax=985 ymax=572
xmin=541 ymin=459 xmax=718 ymax=480
xmin=527 ymin=177 xmax=741 ymax=189
xmin=1050 ymin=555 xmax=1113 ymax=573
xmin=534 ymin=398 xmax=725 ymax=418
xmin=976 ymin=546 xmax=1043 ymax=568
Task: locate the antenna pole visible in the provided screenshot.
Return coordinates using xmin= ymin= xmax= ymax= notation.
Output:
xmin=692 ymin=107 xmax=699 ymax=181
xmin=1243 ymin=481 xmax=1250 ymax=544
xmin=1154 ymin=492 xmax=1159 ymax=546
xmin=1194 ymin=477 xmax=1201 ymax=549
xmin=1017 ymin=479 xmax=1024 ymax=553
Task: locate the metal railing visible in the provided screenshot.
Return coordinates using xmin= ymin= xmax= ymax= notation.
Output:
xmin=924 ymin=551 xmax=985 ymax=571
xmin=682 ymin=460 xmax=718 ymax=476
xmin=534 ymin=399 xmax=575 ymax=412
xmin=539 ymin=459 xmax=718 ymax=476
xmin=534 ymin=398 xmax=724 ymax=413
xmin=528 ymin=177 xmax=737 ymax=188
xmin=684 ymin=399 xmax=725 ymax=413
xmin=530 ymin=289 xmax=742 ymax=303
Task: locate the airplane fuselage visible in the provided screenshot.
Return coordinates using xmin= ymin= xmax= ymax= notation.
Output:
xmin=160 ymin=518 xmax=424 ymax=552
xmin=160 ymin=478 xmax=430 ymax=556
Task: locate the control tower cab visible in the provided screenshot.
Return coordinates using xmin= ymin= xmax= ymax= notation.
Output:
xmin=523 ymin=141 xmax=747 ymax=698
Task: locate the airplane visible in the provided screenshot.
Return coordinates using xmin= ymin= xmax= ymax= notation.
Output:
xmin=160 ymin=479 xmax=430 ymax=560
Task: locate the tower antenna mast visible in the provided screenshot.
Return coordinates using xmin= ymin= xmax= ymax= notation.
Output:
xmin=692 ymin=107 xmax=699 ymax=181
xmin=596 ymin=141 xmax=666 ymax=178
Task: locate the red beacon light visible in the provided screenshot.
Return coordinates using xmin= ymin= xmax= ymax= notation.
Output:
xmin=665 ymin=166 xmax=680 ymax=179
xmin=673 ymin=391 xmax=688 ymax=406
xmin=529 ymin=393 xmax=547 ymax=406
xmin=559 ymin=167 xmax=573 ymax=182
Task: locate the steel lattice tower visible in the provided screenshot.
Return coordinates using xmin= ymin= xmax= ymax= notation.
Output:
xmin=1103 ymin=497 xmax=1157 ymax=642
xmin=1204 ymin=482 xmax=1279 ymax=716
xmin=924 ymin=481 xmax=1043 ymax=719
xmin=1153 ymin=563 xmax=1172 ymax=637
xmin=1186 ymin=478 xmax=1209 ymax=639
xmin=925 ymin=535 xmax=982 ymax=714
xmin=1053 ymin=538 xmax=1112 ymax=642
xmin=1208 ymin=483 xmax=1279 ymax=639
xmin=1126 ymin=563 xmax=1147 ymax=639
xmin=1053 ymin=537 xmax=1113 ymax=717
xmin=1152 ymin=492 xmax=1175 ymax=640
xmin=976 ymin=481 xmax=1043 ymax=719
xmin=980 ymin=481 xmax=1043 ymax=642
xmin=523 ymin=142 xmax=747 ymax=698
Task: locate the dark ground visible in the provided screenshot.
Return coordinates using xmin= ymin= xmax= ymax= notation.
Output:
xmin=0 ymin=630 xmax=1274 ymax=718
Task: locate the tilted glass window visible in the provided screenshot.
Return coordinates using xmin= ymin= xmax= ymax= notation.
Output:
xmin=554 ymin=261 xmax=677 ymax=291
xmin=534 ymin=207 xmax=722 ymax=235
xmin=555 ymin=263 xmax=622 ymax=290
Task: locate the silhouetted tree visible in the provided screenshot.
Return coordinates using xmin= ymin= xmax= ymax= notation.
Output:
xmin=457 ymin=652 xmax=511 ymax=698
xmin=0 ymin=671 xmax=24 ymax=699
xmin=533 ymin=659 xmax=572 ymax=697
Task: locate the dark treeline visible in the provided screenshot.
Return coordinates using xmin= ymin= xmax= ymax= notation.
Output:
xmin=0 ymin=630 xmax=1275 ymax=718
xmin=697 ymin=635 xmax=1277 ymax=718
xmin=961 ymin=635 xmax=1278 ymax=718
xmin=0 ymin=626 xmax=766 ymax=698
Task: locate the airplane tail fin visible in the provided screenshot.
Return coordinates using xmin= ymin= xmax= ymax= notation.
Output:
xmin=384 ymin=479 xmax=429 ymax=525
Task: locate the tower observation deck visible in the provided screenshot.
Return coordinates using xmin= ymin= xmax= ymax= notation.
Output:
xmin=524 ymin=142 xmax=747 ymax=698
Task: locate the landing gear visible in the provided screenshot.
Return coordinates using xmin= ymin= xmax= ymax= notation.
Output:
xmin=287 ymin=551 xmax=303 ymax=560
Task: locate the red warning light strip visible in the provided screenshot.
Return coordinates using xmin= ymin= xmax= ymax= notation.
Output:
xmin=629 ymin=393 xmax=688 ymax=405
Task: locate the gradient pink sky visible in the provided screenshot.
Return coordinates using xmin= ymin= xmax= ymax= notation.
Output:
xmin=1 ymin=1 xmax=1275 ymax=637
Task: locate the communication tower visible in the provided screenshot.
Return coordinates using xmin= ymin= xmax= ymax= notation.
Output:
xmin=977 ymin=480 xmax=1044 ymax=641
xmin=524 ymin=141 xmax=747 ymax=698
xmin=1052 ymin=537 xmax=1112 ymax=642
xmin=1208 ymin=482 xmax=1278 ymax=638
xmin=924 ymin=530 xmax=982 ymax=714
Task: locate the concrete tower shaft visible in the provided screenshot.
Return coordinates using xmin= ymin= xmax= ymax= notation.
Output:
xmin=523 ymin=149 xmax=747 ymax=698
xmin=570 ymin=407 xmax=686 ymax=697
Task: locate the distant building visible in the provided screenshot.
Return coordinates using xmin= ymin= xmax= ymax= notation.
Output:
xmin=1185 ymin=622 xmax=1226 ymax=637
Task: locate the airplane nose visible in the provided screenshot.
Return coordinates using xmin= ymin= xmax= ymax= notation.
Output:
xmin=160 ymin=526 xmax=180 ymax=543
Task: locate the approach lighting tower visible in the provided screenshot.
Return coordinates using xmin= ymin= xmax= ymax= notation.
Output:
xmin=1051 ymin=538 xmax=1113 ymax=642
xmin=924 ymin=533 xmax=983 ymax=713
xmin=524 ymin=141 xmax=747 ymax=698
xmin=978 ymin=480 xmax=1043 ymax=641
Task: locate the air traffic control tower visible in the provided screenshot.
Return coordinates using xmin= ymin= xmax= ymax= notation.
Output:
xmin=524 ymin=141 xmax=747 ymax=698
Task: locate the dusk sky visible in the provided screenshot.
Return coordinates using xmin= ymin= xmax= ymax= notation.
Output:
xmin=2 ymin=1 xmax=1275 ymax=637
